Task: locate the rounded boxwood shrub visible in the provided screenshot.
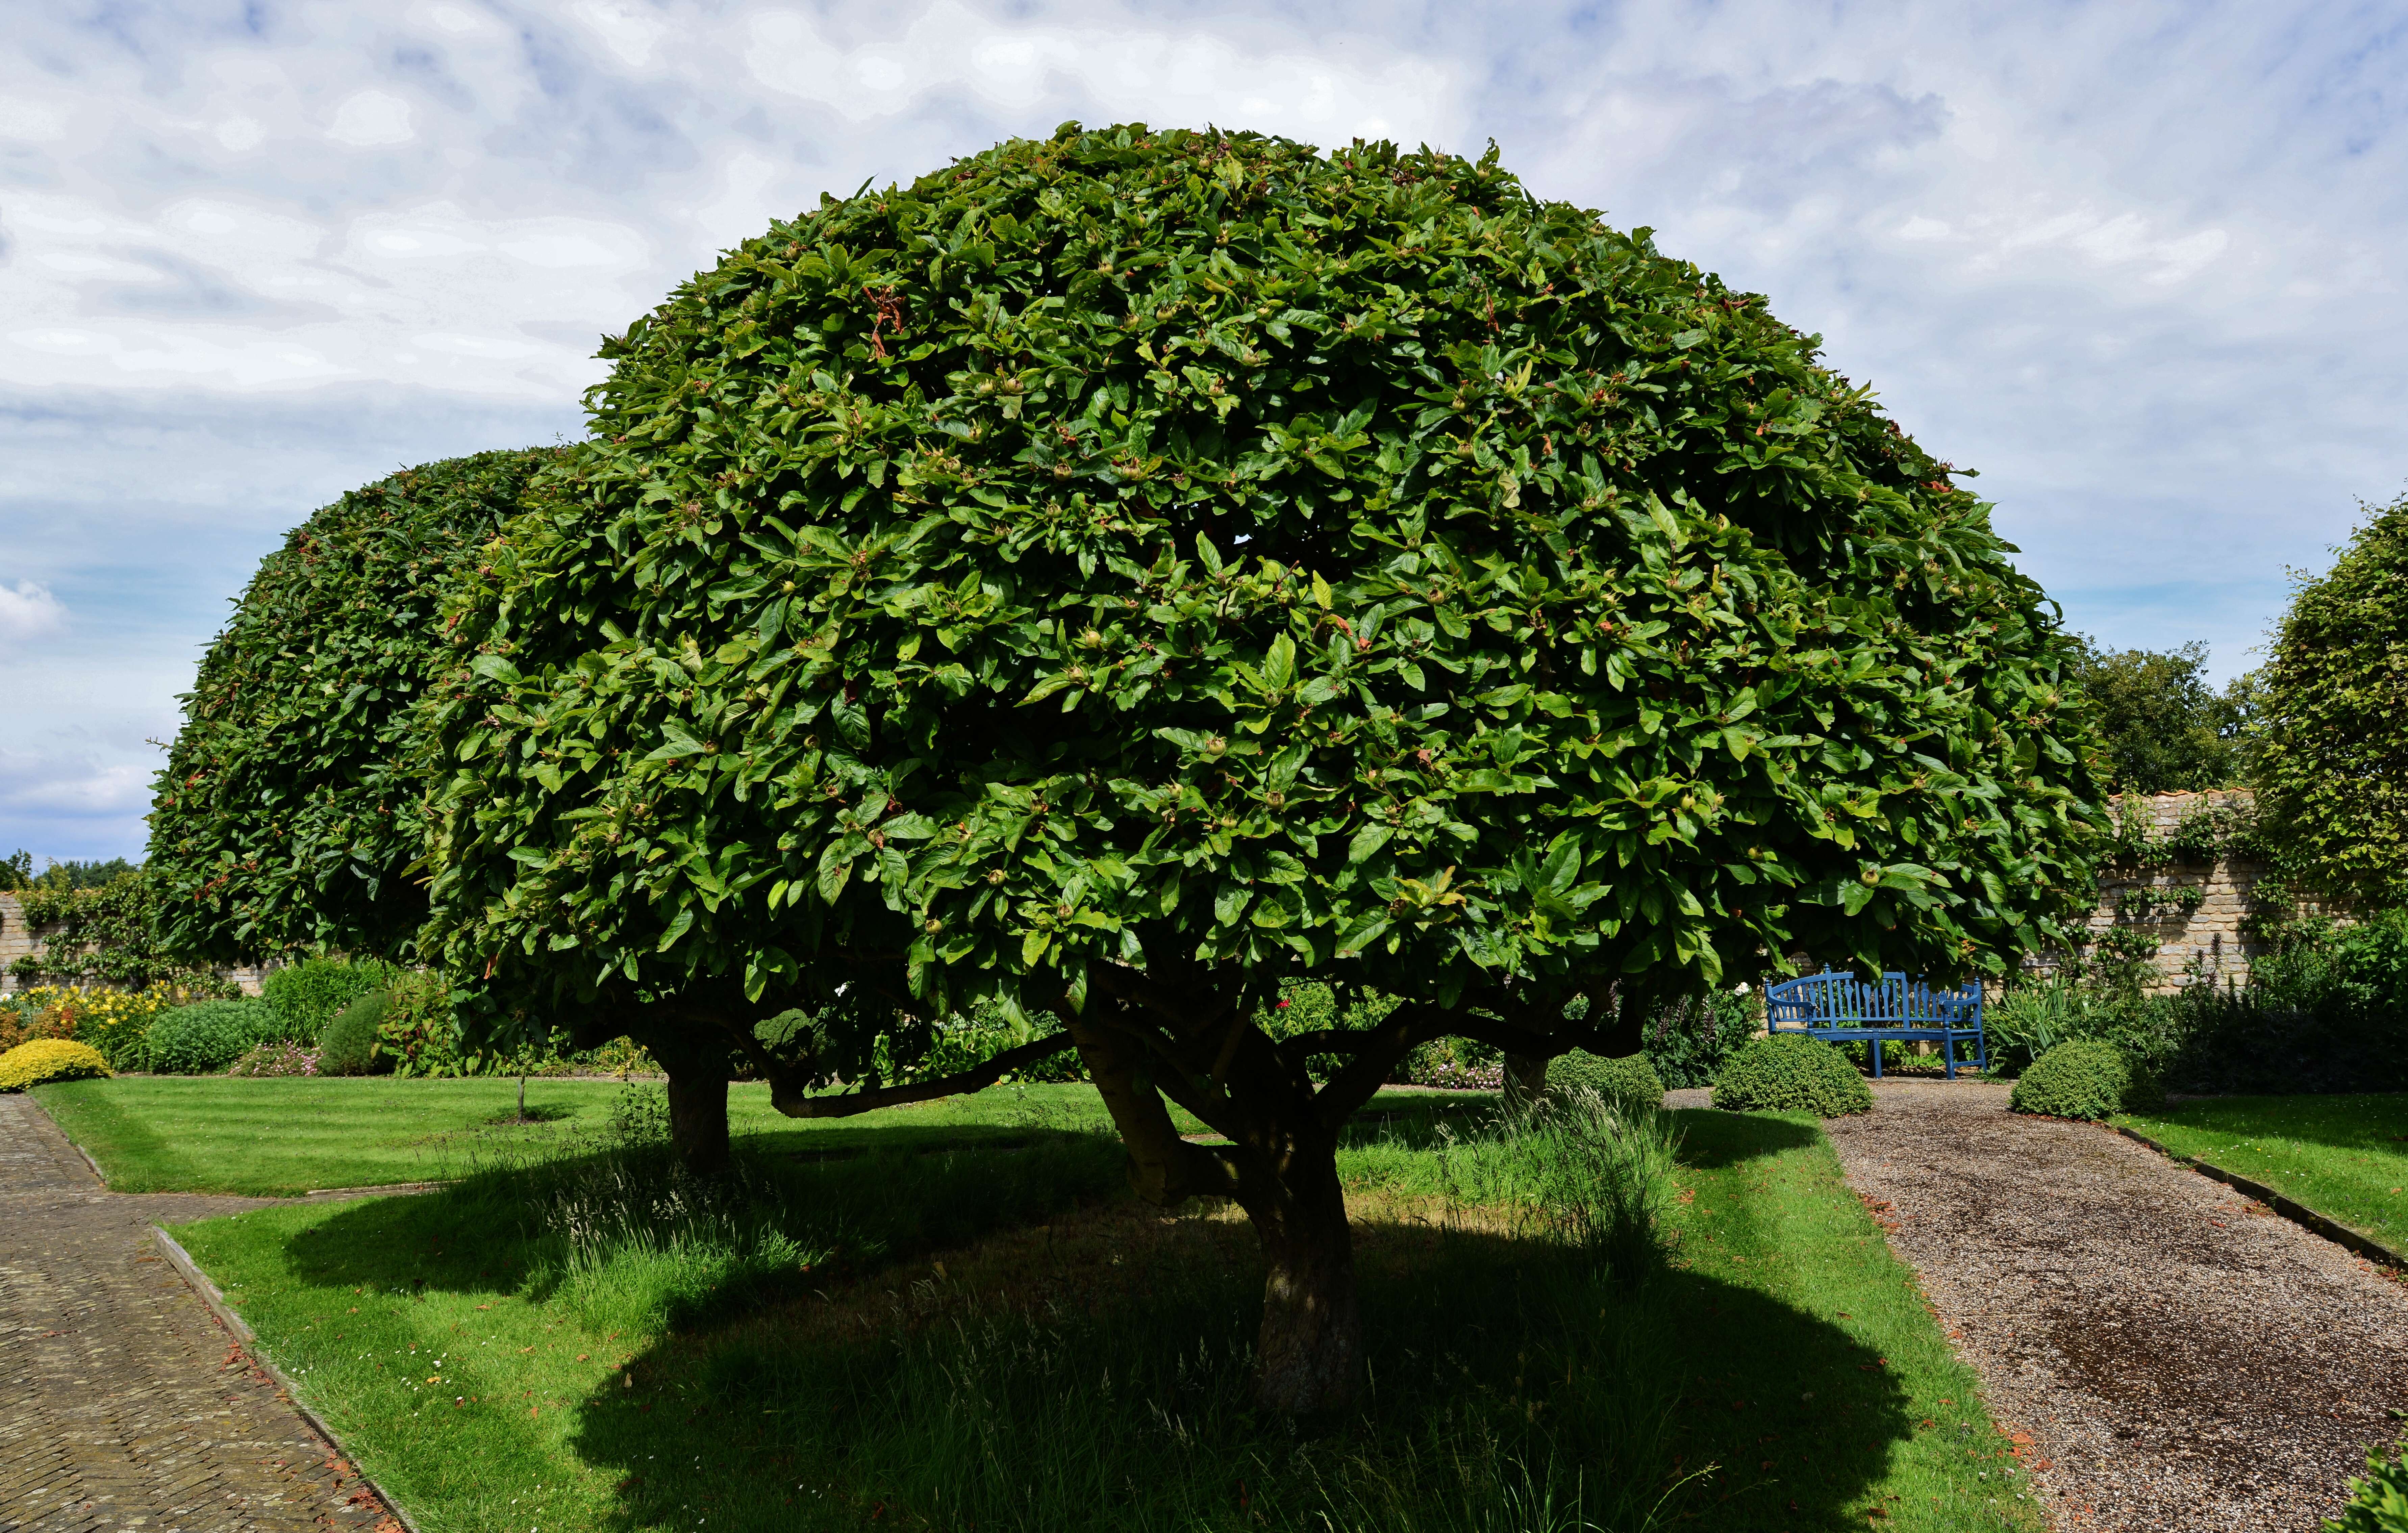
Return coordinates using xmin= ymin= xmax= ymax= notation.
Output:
xmin=317 ymin=990 xmax=391 ymax=1077
xmin=1711 ymin=1033 xmax=1875 ymax=1116
xmin=145 ymin=999 xmax=282 ymax=1075
xmin=2009 ymin=1038 xmax=2163 ymax=1120
xmin=0 ymin=1038 xmax=112 ymax=1091
xmin=1546 ymin=1049 xmax=1665 ymax=1115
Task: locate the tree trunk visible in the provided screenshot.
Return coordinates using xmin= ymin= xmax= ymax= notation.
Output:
xmin=1240 ymin=1138 xmax=1360 ymax=1418
xmin=666 ymin=1068 xmax=730 ymax=1176
xmin=1502 ymin=1052 xmax=1549 ymax=1113
xmin=637 ymin=1023 xmax=733 ymax=1176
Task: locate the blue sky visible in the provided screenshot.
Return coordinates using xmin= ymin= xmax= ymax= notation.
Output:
xmin=2 ymin=0 xmax=2404 ymax=862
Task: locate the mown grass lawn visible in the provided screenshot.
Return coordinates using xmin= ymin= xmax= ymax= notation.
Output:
xmin=31 ymin=1075 xmax=1495 ymax=1196
xmin=162 ymin=1104 xmax=2040 ymax=1533
xmin=2115 ymin=1092 xmax=2408 ymax=1255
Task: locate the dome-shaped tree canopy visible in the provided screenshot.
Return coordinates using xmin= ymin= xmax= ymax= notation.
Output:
xmin=430 ymin=125 xmax=2094 ymax=1017
xmin=422 ymin=126 xmax=2099 ymax=1412
xmin=151 ymin=449 xmax=559 ymax=962
xmin=2252 ymin=492 xmax=2408 ymax=906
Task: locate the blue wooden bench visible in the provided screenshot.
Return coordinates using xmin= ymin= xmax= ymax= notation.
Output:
xmin=1763 ymin=969 xmax=1986 ymax=1079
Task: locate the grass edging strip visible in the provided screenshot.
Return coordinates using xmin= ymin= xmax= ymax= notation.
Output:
xmin=2109 ymin=1123 xmax=2408 ymax=1271
xmin=149 ymin=1224 xmax=424 ymax=1533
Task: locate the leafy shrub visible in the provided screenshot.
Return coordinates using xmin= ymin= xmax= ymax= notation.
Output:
xmin=318 ymin=990 xmax=391 ymax=1076
xmin=590 ymin=1036 xmax=658 ymax=1076
xmin=375 ymin=970 xmax=467 ymax=1076
xmin=1545 ymin=1050 xmax=1664 ymax=1115
xmin=1645 ymin=987 xmax=1762 ymax=1089
xmin=228 ymin=1041 xmax=321 ymax=1077
xmin=0 ymin=994 xmax=70 ymax=1054
xmin=262 ymin=957 xmax=394 ymax=1042
xmin=2323 ymin=1430 xmax=2408 ymax=1533
xmin=1394 ymin=1036 xmax=1504 ymax=1089
xmin=0 ymin=1038 xmax=111 ymax=1091
xmin=145 ymin=998 xmax=281 ymax=1075
xmin=2009 ymin=1039 xmax=2162 ymax=1120
xmin=1989 ymin=907 xmax=2408 ymax=1095
xmin=1711 ymin=1034 xmax=1874 ymax=1116
xmin=895 ymin=999 xmax=1087 ymax=1086
xmin=5 ymin=983 xmax=221 ymax=1071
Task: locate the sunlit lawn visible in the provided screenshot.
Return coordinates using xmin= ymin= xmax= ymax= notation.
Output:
xmin=2116 ymin=1092 xmax=2408 ymax=1255
xmin=30 ymin=1075 xmax=1492 ymax=1196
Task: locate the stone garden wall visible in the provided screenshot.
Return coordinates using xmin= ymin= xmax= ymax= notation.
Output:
xmin=2066 ymin=788 xmax=2269 ymax=995
xmin=0 ymin=891 xmax=272 ymax=997
xmin=0 ymin=893 xmax=34 ymax=990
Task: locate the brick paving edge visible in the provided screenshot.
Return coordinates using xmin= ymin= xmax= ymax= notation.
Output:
xmin=2109 ymin=1122 xmax=2408 ymax=1272
xmin=149 ymin=1224 xmax=425 ymax=1533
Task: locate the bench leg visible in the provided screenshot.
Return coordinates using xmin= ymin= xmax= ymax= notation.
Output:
xmin=1943 ymin=1031 xmax=1956 ymax=1080
xmin=1872 ymin=1039 xmax=1882 ymax=1079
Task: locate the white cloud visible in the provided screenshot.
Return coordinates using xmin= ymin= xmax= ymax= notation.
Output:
xmin=0 ymin=0 xmax=2403 ymax=855
xmin=0 ymin=580 xmax=66 ymax=651
xmin=327 ymin=89 xmax=417 ymax=146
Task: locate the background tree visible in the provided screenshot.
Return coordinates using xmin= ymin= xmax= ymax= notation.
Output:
xmin=2065 ymin=637 xmax=2254 ymax=793
xmin=2252 ymin=492 xmax=2408 ymax=906
xmin=149 ymin=449 xmax=560 ymax=965
xmin=421 ymin=126 xmax=2101 ymax=1414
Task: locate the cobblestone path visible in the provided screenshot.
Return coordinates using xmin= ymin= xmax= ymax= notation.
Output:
xmin=0 ymin=1094 xmax=399 ymax=1532
xmin=1824 ymin=1080 xmax=2408 ymax=1533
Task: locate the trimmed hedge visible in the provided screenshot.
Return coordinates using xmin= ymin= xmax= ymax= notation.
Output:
xmin=2009 ymin=1039 xmax=2162 ymax=1120
xmin=317 ymin=990 xmax=390 ymax=1077
xmin=145 ymin=999 xmax=282 ymax=1075
xmin=1545 ymin=1050 xmax=1665 ymax=1115
xmin=0 ymin=1038 xmax=112 ymax=1091
xmin=1711 ymin=1034 xmax=1874 ymax=1116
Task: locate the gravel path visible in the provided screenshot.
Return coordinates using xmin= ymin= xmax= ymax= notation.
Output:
xmin=1822 ymin=1079 xmax=2408 ymax=1533
xmin=0 ymin=1093 xmax=402 ymax=1532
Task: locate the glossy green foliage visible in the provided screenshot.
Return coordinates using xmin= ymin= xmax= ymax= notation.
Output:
xmin=423 ymin=125 xmax=2099 ymax=1060
xmin=2254 ymin=493 xmax=2408 ymax=907
xmin=1710 ymin=1033 xmax=1874 ymax=1116
xmin=149 ymin=450 xmax=561 ymax=963
xmin=2008 ymin=1037 xmax=2161 ymax=1120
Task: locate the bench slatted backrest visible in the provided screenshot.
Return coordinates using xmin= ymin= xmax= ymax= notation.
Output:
xmin=1764 ymin=970 xmax=1983 ymax=1028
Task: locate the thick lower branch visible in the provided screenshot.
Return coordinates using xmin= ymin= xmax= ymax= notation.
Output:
xmin=1074 ymin=1010 xmax=1239 ymax=1206
xmin=767 ymin=1031 xmax=1079 ymax=1118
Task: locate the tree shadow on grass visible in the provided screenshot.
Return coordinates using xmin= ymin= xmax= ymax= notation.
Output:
xmin=1666 ymin=1106 xmax=1824 ymax=1169
xmin=269 ymin=1125 xmax=1128 ymax=1330
xmin=549 ymin=1209 xmax=1913 ymax=1533
xmin=270 ymin=1108 xmax=1913 ymax=1533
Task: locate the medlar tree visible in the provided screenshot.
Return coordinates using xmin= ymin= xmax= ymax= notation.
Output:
xmin=149 ymin=449 xmax=560 ymax=964
xmin=2252 ymin=491 xmax=2408 ymax=906
xmin=419 ymin=126 xmax=2099 ymax=1415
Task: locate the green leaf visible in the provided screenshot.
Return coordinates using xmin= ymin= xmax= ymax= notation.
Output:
xmin=1262 ymin=634 xmax=1296 ymax=692
xmin=657 ymin=905 xmax=696 ymax=952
